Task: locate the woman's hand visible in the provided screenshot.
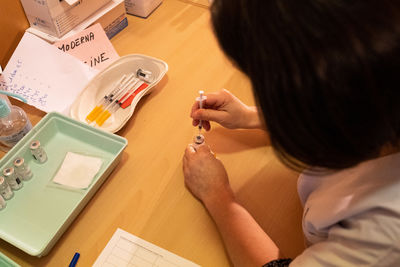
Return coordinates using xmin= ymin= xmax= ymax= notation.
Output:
xmin=182 ymin=144 xmax=280 ymax=267
xmin=191 ymin=89 xmax=263 ymax=131
xmin=183 ymin=143 xmax=234 ymax=203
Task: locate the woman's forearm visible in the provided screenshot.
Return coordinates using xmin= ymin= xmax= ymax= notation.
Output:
xmin=203 ymin=191 xmax=280 ymax=267
xmin=243 ymin=106 xmax=264 ymax=130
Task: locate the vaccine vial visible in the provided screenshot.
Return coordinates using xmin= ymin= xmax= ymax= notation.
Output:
xmin=3 ymin=167 xmax=23 ymax=190
xmin=0 ymin=176 xmax=14 ymax=200
xmin=30 ymin=140 xmax=47 ymax=163
xmin=0 ymin=195 xmax=6 ymax=210
xmin=193 ymin=134 xmax=205 ymax=145
xmin=13 ymin=157 xmax=33 ymax=181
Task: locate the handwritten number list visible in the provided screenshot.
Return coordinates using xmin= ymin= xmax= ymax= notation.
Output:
xmin=0 ymin=59 xmax=49 ymax=108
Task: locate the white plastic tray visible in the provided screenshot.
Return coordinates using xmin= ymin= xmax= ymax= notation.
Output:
xmin=70 ymin=54 xmax=168 ymax=132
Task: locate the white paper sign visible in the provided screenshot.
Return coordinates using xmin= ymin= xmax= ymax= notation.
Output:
xmin=93 ymin=228 xmax=200 ymax=267
xmin=0 ymin=32 xmax=98 ymax=114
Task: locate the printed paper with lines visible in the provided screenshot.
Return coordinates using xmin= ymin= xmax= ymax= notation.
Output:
xmin=93 ymin=228 xmax=200 ymax=267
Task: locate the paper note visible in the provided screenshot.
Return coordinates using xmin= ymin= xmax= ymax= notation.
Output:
xmin=0 ymin=32 xmax=98 ymax=114
xmin=93 ymin=228 xmax=201 ymax=267
xmin=54 ymin=23 xmax=119 ymax=70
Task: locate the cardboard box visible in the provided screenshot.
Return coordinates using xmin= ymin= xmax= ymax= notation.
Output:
xmin=125 ymin=0 xmax=162 ymax=18
xmin=26 ymin=0 xmax=128 ymax=43
xmin=20 ymin=0 xmax=111 ymax=38
xmin=95 ymin=0 xmax=128 ymax=39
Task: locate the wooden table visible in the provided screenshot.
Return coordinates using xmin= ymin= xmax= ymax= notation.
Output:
xmin=0 ymin=0 xmax=305 ymax=266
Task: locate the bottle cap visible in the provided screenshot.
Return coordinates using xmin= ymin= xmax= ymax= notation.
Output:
xmin=3 ymin=167 xmax=14 ymax=177
xmin=14 ymin=157 xmax=25 ymax=167
xmin=193 ymin=134 xmax=205 ymax=144
xmin=30 ymin=140 xmax=41 ymax=150
xmin=0 ymin=98 xmax=11 ymax=118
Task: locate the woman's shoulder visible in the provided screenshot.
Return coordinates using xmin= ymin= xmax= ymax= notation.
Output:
xmin=293 ymin=206 xmax=400 ymax=267
xmin=300 ymin=151 xmax=400 ymax=248
xmin=298 ymin=151 xmax=400 ymax=206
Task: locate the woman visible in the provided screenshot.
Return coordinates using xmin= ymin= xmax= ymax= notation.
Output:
xmin=183 ymin=0 xmax=400 ymax=266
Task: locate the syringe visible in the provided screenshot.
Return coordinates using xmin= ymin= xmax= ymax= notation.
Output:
xmin=194 ymin=90 xmax=206 ymax=145
xmin=197 ymin=90 xmax=205 ymax=134
xmin=85 ymin=73 xmax=134 ymax=123
xmin=95 ymin=78 xmax=140 ymax=126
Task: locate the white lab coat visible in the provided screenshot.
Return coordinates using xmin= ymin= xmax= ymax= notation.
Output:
xmin=291 ymin=152 xmax=400 ymax=266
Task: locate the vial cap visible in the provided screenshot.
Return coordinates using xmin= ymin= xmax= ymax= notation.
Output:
xmin=30 ymin=140 xmax=40 ymax=150
xmin=137 ymin=68 xmax=153 ymax=83
xmin=14 ymin=157 xmax=24 ymax=167
xmin=0 ymin=98 xmax=11 ymax=118
xmin=0 ymin=176 xmax=5 ymax=184
xmin=194 ymin=134 xmax=205 ymax=144
xmin=3 ymin=167 xmax=14 ymax=177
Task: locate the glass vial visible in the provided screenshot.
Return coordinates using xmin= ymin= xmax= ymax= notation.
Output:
xmin=14 ymin=157 xmax=33 ymax=181
xmin=193 ymin=134 xmax=205 ymax=145
xmin=3 ymin=167 xmax=23 ymax=190
xmin=0 ymin=195 xmax=6 ymax=210
xmin=30 ymin=140 xmax=47 ymax=163
xmin=0 ymin=176 xmax=14 ymax=200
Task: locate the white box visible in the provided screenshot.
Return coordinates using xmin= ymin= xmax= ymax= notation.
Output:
xmin=125 ymin=0 xmax=162 ymax=18
xmin=26 ymin=0 xmax=128 ymax=43
xmin=20 ymin=0 xmax=111 ymax=38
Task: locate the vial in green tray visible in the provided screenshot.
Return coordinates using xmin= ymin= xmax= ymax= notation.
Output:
xmin=3 ymin=167 xmax=23 ymax=191
xmin=0 ymin=195 xmax=5 ymax=210
xmin=0 ymin=176 xmax=13 ymax=200
xmin=13 ymin=157 xmax=33 ymax=181
xmin=30 ymin=140 xmax=47 ymax=164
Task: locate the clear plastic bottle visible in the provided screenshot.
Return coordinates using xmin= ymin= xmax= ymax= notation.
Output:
xmin=0 ymin=96 xmax=32 ymax=151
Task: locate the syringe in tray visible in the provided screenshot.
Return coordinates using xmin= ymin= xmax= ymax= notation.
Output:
xmin=85 ymin=73 xmax=133 ymax=123
xmin=95 ymin=81 xmax=148 ymax=126
xmin=117 ymin=69 xmax=153 ymax=109
xmin=87 ymin=69 xmax=153 ymax=127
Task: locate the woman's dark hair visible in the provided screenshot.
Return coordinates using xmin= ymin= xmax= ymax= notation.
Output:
xmin=211 ymin=0 xmax=400 ymax=170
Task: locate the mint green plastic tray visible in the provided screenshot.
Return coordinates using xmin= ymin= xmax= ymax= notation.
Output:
xmin=0 ymin=112 xmax=127 ymax=257
xmin=0 ymin=251 xmax=20 ymax=267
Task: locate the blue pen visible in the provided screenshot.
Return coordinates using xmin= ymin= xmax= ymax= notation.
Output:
xmin=69 ymin=252 xmax=80 ymax=267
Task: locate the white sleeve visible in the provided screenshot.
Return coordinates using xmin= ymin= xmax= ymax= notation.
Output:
xmin=290 ymin=209 xmax=400 ymax=266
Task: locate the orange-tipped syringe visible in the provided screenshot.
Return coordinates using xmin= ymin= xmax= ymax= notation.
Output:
xmin=85 ymin=73 xmax=134 ymax=123
xmin=94 ymin=69 xmax=154 ymax=127
xmin=95 ymin=78 xmax=141 ymax=126
xmin=85 ymin=74 xmax=127 ymax=123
